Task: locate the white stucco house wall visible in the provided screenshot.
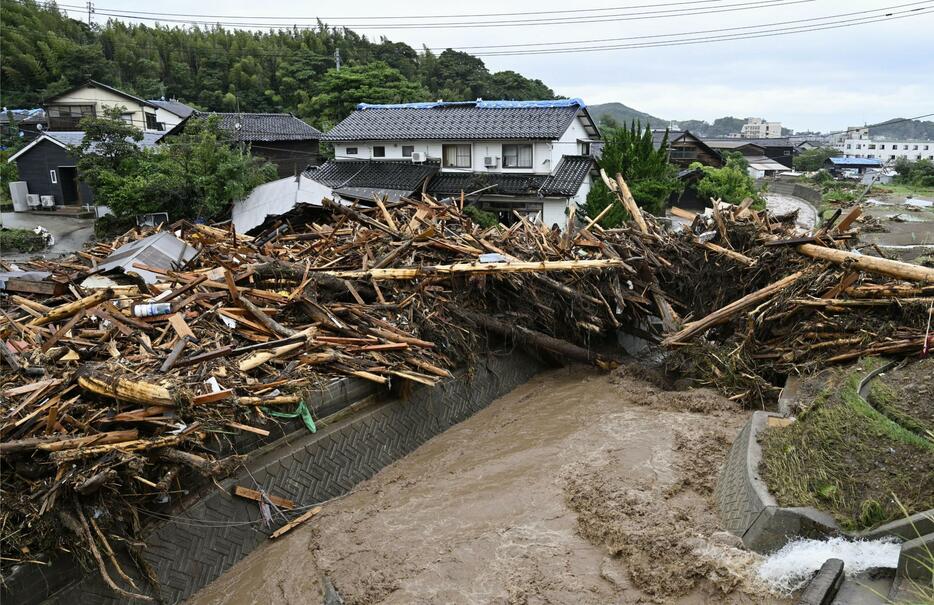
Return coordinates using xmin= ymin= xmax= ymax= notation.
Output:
xmin=313 ymin=99 xmax=601 ymax=227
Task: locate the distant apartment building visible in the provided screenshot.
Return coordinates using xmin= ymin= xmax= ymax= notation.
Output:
xmin=741 ymin=117 xmax=783 ymax=139
xmin=829 ymin=126 xmax=868 ymax=147
xmin=838 ymin=136 xmax=934 ymax=163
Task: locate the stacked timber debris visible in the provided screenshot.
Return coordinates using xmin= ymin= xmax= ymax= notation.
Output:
xmin=0 ymin=188 xmax=675 ymax=597
xmin=2 ymin=170 xmax=932 ymax=597
xmin=660 ymin=198 xmax=934 ymax=403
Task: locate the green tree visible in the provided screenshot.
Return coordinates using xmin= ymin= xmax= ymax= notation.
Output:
xmin=71 ymin=112 xmax=274 ymax=219
xmin=793 ymin=147 xmax=842 ymax=172
xmin=298 ymin=62 xmax=429 ymax=128
xmin=580 ymin=122 xmax=683 ymax=226
xmin=71 ymin=106 xmax=145 ymax=201
xmin=894 ymin=158 xmax=934 ymax=188
xmin=691 ymin=152 xmax=762 ymax=206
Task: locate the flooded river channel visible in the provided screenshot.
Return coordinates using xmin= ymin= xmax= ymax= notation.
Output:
xmin=188 ymin=365 xmax=789 ymax=604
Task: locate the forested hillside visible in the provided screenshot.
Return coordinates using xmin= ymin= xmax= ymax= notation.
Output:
xmin=1 ymin=0 xmax=555 ymax=129
xmin=870 ymin=118 xmax=934 ymax=140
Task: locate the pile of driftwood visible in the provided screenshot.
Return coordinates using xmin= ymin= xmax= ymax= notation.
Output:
xmin=660 ymin=198 xmax=934 ymax=402
xmin=2 ymin=171 xmax=932 ymax=597
xmin=0 ymin=182 xmax=675 ymax=593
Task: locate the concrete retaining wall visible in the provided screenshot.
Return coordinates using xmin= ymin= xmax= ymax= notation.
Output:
xmin=6 ymin=352 xmax=543 ymax=605
xmin=768 ymin=179 xmax=823 ymax=205
xmin=717 ymin=411 xmax=934 ymax=582
xmin=715 ymin=411 xmax=840 ymax=553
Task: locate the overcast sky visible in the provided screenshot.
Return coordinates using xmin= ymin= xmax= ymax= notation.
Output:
xmin=67 ymin=0 xmax=934 ymax=132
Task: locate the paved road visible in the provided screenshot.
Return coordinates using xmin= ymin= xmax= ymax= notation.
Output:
xmin=765 ymin=193 xmax=818 ymax=230
xmin=1 ymin=212 xmax=94 ymax=260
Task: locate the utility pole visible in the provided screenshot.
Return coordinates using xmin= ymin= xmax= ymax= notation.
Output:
xmin=334 ymin=48 xmax=341 ymax=72
xmin=86 ymin=1 xmax=94 ymax=24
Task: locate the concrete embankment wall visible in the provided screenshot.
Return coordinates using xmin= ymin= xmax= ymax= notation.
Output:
xmin=767 ymin=179 xmax=823 ymax=205
xmin=6 ymin=351 xmax=543 ymax=605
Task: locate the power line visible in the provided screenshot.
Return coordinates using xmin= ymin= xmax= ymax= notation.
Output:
xmin=8 ymin=2 xmax=930 ymax=60
xmin=47 ymin=0 xmax=754 ymax=21
xmin=51 ymin=0 xmax=819 ymax=30
xmin=471 ymin=5 xmax=934 ymax=55
xmin=429 ymin=1 xmax=931 ymax=50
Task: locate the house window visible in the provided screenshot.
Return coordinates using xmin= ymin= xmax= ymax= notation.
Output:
xmin=120 ymin=113 xmax=134 ymax=124
xmin=904 ymin=145 xmax=909 ymax=150
xmin=846 ymin=144 xmax=851 ymax=149
xmin=580 ymin=142 xmax=591 ymax=156
xmin=47 ymin=104 xmax=95 ymax=130
xmin=879 ymin=144 xmax=885 ymax=150
xmin=868 ymin=144 xmax=875 ymax=150
xmin=891 ymin=155 xmax=897 ymax=160
xmin=345 ymin=147 xmax=358 ymax=155
xmin=913 ymin=145 xmax=919 ymax=150
xmin=402 ymin=145 xmax=415 ymax=157
xmin=443 ymin=144 xmax=471 ymax=168
xmin=50 ymin=170 xmax=58 ymax=184
xmin=373 ymin=145 xmax=386 ymax=158
xmin=145 ymin=113 xmax=159 ymax=130
xmin=502 ymin=144 xmax=532 ymax=168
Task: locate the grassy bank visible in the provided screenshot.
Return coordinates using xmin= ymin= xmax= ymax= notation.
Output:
xmin=760 ymin=358 xmax=934 ymax=531
xmin=874 ymin=182 xmax=934 ymax=199
xmin=0 ymin=227 xmax=46 ymax=253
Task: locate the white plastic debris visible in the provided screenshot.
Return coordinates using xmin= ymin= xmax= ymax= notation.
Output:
xmin=757 ymin=537 xmax=901 ymax=594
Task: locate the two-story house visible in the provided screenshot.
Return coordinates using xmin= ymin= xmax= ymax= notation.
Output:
xmin=43 ymin=80 xmax=167 ymax=132
xmin=314 ymin=99 xmax=601 ymax=226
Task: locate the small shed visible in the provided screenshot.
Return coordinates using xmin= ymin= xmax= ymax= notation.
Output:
xmin=823 ymin=156 xmax=883 ymax=177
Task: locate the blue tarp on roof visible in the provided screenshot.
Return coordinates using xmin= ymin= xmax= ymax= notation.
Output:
xmin=827 ymin=157 xmax=883 ymax=166
xmin=356 ymin=98 xmax=586 ymax=110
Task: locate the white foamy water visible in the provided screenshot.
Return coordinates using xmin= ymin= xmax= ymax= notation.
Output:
xmin=757 ymin=537 xmax=901 ymax=593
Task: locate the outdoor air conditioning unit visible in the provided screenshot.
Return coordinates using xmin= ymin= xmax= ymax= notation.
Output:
xmin=410 ymin=152 xmax=426 ymax=163
xmin=26 ymin=194 xmax=41 ymax=210
xmin=484 ymin=156 xmax=498 ymax=168
xmin=40 ymin=195 xmax=56 ymax=208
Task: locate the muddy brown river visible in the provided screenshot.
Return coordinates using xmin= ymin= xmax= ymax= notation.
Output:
xmin=188 ymin=365 xmax=789 ymax=604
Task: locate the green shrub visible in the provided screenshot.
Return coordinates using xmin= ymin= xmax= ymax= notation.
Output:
xmin=463 ymin=205 xmax=499 ymax=228
xmin=0 ymin=227 xmax=47 ymax=252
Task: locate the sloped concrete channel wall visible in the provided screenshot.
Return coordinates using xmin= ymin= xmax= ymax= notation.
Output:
xmin=7 ymin=351 xmax=542 ymax=604
xmin=716 ymin=411 xmax=934 ymax=582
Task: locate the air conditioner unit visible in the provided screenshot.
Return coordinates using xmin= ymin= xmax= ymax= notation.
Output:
xmin=410 ymin=152 xmax=426 ymax=163
xmin=26 ymin=194 xmax=41 ymax=209
xmin=40 ymin=195 xmax=56 ymax=208
xmin=484 ymin=156 xmax=498 ymax=168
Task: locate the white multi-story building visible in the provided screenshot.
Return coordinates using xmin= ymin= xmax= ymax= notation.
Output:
xmin=313 ymin=99 xmax=602 ymax=227
xmin=838 ymin=137 xmax=934 ymax=162
xmin=741 ymin=117 xmax=783 ymax=139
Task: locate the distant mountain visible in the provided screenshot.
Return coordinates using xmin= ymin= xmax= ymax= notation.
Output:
xmin=869 ymin=118 xmax=934 ymax=140
xmin=588 ymin=102 xmax=668 ymax=129
xmin=677 ymin=116 xmax=746 ymax=137
xmin=588 ymin=103 xmax=748 ymax=137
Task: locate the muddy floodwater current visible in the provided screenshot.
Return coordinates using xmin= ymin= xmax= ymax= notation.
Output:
xmin=188 ymin=366 xmax=789 ymax=604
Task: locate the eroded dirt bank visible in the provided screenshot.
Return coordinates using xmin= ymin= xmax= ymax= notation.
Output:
xmin=188 ymin=365 xmax=788 ymax=605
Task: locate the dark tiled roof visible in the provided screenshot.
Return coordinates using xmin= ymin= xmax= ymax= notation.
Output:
xmin=428 ymin=172 xmax=549 ymax=197
xmin=323 ymin=100 xmax=586 ymax=142
xmin=188 ymin=112 xmax=322 ymax=141
xmin=148 ymin=99 xmax=195 ymax=118
xmin=652 ymin=130 xmax=684 ymax=150
xmin=544 ymin=155 xmax=594 ymax=196
xmin=427 ymin=155 xmax=593 ymax=198
xmin=306 ymin=160 xmax=439 ymax=193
